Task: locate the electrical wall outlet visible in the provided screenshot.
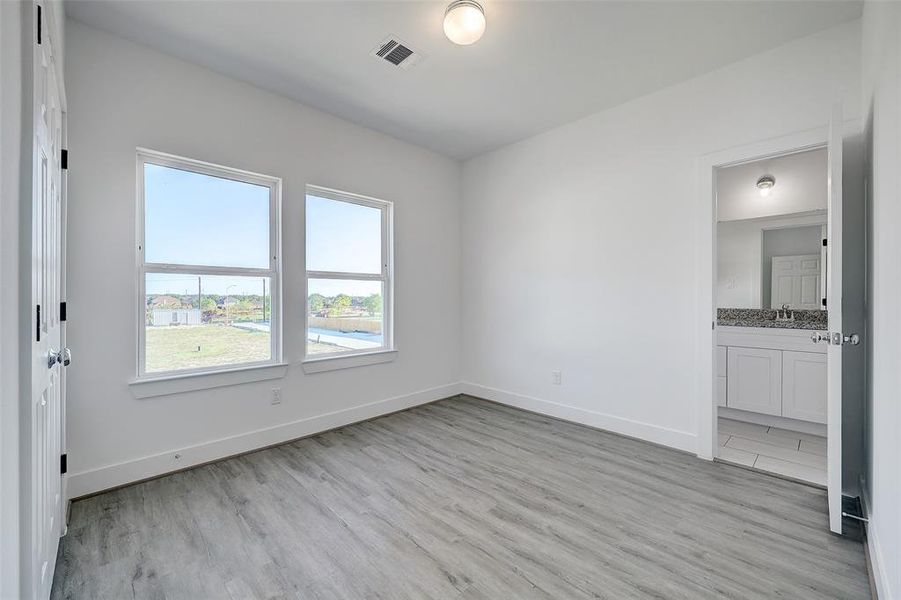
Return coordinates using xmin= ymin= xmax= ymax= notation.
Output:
xmin=552 ymin=370 xmax=562 ymax=385
xmin=271 ymin=388 xmax=282 ymax=405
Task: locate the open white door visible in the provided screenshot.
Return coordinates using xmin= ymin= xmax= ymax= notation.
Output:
xmin=825 ymin=103 xmax=843 ymax=534
xmin=25 ymin=2 xmax=66 ymax=597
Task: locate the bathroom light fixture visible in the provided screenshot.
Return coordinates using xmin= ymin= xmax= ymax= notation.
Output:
xmin=444 ymin=0 xmax=486 ymax=46
xmin=756 ymin=174 xmax=776 ymax=197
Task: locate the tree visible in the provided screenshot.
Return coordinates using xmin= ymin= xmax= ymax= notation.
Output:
xmin=329 ymin=294 xmax=351 ymax=317
xmin=234 ymin=297 xmax=255 ymax=321
xmin=309 ymin=293 xmax=326 ymax=314
xmin=363 ymin=294 xmax=382 ymax=316
xmin=201 ymin=296 xmax=218 ymax=323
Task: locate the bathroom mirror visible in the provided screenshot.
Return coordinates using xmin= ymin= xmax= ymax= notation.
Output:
xmin=715 ymin=147 xmax=828 ymax=310
xmin=717 ymin=216 xmax=826 ymax=310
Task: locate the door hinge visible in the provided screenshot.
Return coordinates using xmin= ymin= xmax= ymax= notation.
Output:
xmin=36 ymin=5 xmax=42 ymax=45
xmin=35 ymin=304 xmax=41 ymax=341
xmin=822 ymin=238 xmax=828 ymax=247
xmin=61 ymin=149 xmax=68 ymax=170
xmin=60 ymin=453 xmax=67 ymax=475
xmin=822 ymin=298 xmax=827 ymax=308
xmin=60 ymin=301 xmax=67 ymax=322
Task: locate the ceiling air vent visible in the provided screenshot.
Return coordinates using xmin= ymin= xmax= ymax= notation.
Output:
xmin=370 ymin=36 xmax=423 ymax=70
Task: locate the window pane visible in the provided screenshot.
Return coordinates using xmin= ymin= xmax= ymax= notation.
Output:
xmin=307 ymin=279 xmax=383 ymax=356
xmin=145 ymin=273 xmax=271 ymax=373
xmin=306 ymin=194 xmax=382 ymax=274
xmin=145 ymin=163 xmax=270 ymax=268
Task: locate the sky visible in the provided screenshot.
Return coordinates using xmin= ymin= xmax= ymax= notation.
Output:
xmin=306 ymin=194 xmax=382 ymax=274
xmin=144 ymin=164 xmax=383 ymax=298
xmin=146 ymin=273 xmax=269 ymax=297
xmin=144 ymin=163 xmax=270 ymax=269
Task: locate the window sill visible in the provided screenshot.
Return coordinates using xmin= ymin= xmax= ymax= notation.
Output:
xmin=302 ymin=349 xmax=397 ymax=374
xmin=130 ymin=362 xmax=289 ymax=399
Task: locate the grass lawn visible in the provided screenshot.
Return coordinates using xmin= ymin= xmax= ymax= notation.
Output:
xmin=146 ymin=325 xmax=271 ymax=373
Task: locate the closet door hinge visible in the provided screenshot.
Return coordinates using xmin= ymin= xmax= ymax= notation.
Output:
xmin=36 ymin=5 xmax=42 ymax=45
xmin=60 ymin=453 xmax=67 ymax=475
xmin=61 ymin=149 xmax=68 ymax=170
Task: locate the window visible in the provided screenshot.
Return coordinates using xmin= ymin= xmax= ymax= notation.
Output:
xmin=304 ymin=185 xmax=393 ymax=361
xmin=137 ymin=149 xmax=281 ymax=378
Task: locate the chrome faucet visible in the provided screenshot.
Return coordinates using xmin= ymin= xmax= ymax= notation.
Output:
xmin=776 ymin=303 xmax=794 ymax=322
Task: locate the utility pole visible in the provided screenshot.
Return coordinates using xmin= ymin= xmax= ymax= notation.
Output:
xmin=197 ymin=276 xmax=202 ymax=324
xmin=226 ymin=284 xmax=236 ymax=326
xmin=262 ymin=279 xmax=267 ymax=322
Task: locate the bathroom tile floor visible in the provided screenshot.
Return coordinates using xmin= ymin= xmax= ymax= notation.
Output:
xmin=717 ymin=417 xmax=826 ymax=486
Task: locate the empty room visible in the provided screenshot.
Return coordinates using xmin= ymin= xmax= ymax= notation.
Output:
xmin=2 ymin=0 xmax=900 ymax=598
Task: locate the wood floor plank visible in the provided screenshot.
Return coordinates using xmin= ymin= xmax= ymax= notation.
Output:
xmin=51 ymin=396 xmax=870 ymax=599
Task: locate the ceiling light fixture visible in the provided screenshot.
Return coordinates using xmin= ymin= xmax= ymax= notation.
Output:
xmin=444 ymin=0 xmax=486 ymax=46
xmin=756 ymin=174 xmax=776 ymax=197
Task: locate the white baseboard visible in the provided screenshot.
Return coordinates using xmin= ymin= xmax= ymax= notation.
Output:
xmin=461 ymin=382 xmax=697 ymax=454
xmin=860 ymin=481 xmax=892 ymax=600
xmin=67 ymin=382 xmax=462 ymax=499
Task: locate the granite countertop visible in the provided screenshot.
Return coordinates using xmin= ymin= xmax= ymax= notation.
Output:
xmin=717 ymin=308 xmax=828 ymax=331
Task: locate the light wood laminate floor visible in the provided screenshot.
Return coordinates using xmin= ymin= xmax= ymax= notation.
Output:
xmin=52 ymin=396 xmax=870 ymax=599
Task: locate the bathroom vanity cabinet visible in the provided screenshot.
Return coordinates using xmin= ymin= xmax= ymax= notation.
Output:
xmin=716 ymin=327 xmax=827 ymax=424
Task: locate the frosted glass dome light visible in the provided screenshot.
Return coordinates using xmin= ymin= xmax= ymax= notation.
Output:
xmin=756 ymin=175 xmax=776 ymax=197
xmin=444 ymin=0 xmax=486 ymax=46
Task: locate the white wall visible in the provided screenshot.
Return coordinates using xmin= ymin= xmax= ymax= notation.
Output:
xmin=717 ymin=220 xmax=763 ymax=308
xmin=861 ymin=2 xmax=901 ymax=597
xmin=717 ymin=214 xmax=825 ymax=309
xmin=461 ymin=22 xmax=861 ymax=453
xmin=717 ymin=148 xmax=827 ymax=222
xmin=64 ymin=20 xmax=462 ymax=497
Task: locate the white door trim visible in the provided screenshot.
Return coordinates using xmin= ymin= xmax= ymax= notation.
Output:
xmin=825 ymin=103 xmax=843 ymax=533
xmin=695 ymin=126 xmax=829 ymax=462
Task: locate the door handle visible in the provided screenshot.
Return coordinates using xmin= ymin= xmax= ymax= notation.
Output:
xmin=810 ymin=332 xmax=860 ymax=345
xmin=47 ymin=348 xmax=60 ymax=369
xmin=832 ymin=332 xmax=860 ymax=346
xmin=62 ymin=347 xmax=71 ymax=366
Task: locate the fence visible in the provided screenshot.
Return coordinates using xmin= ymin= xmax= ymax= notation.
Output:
xmin=151 ymin=308 xmax=202 ymax=326
xmin=308 ymin=316 xmax=381 ymax=334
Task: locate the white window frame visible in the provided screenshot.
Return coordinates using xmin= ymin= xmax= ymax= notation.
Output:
xmin=303 ymin=184 xmax=394 ymax=366
xmin=135 ymin=148 xmax=282 ymax=380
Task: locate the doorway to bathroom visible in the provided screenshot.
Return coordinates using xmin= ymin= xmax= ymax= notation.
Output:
xmin=697 ymin=107 xmax=861 ymax=535
xmin=715 ymin=147 xmax=829 ymax=487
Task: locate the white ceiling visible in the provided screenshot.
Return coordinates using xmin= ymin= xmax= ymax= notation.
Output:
xmin=717 ymin=147 xmax=828 ymax=222
xmin=66 ymin=1 xmax=862 ymax=160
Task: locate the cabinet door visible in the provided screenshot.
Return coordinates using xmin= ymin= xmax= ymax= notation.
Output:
xmin=716 ymin=346 xmax=727 ymax=377
xmin=782 ymin=351 xmax=827 ymax=424
xmin=716 ymin=347 xmax=727 ymax=407
xmin=726 ymin=347 xmax=782 ymax=416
